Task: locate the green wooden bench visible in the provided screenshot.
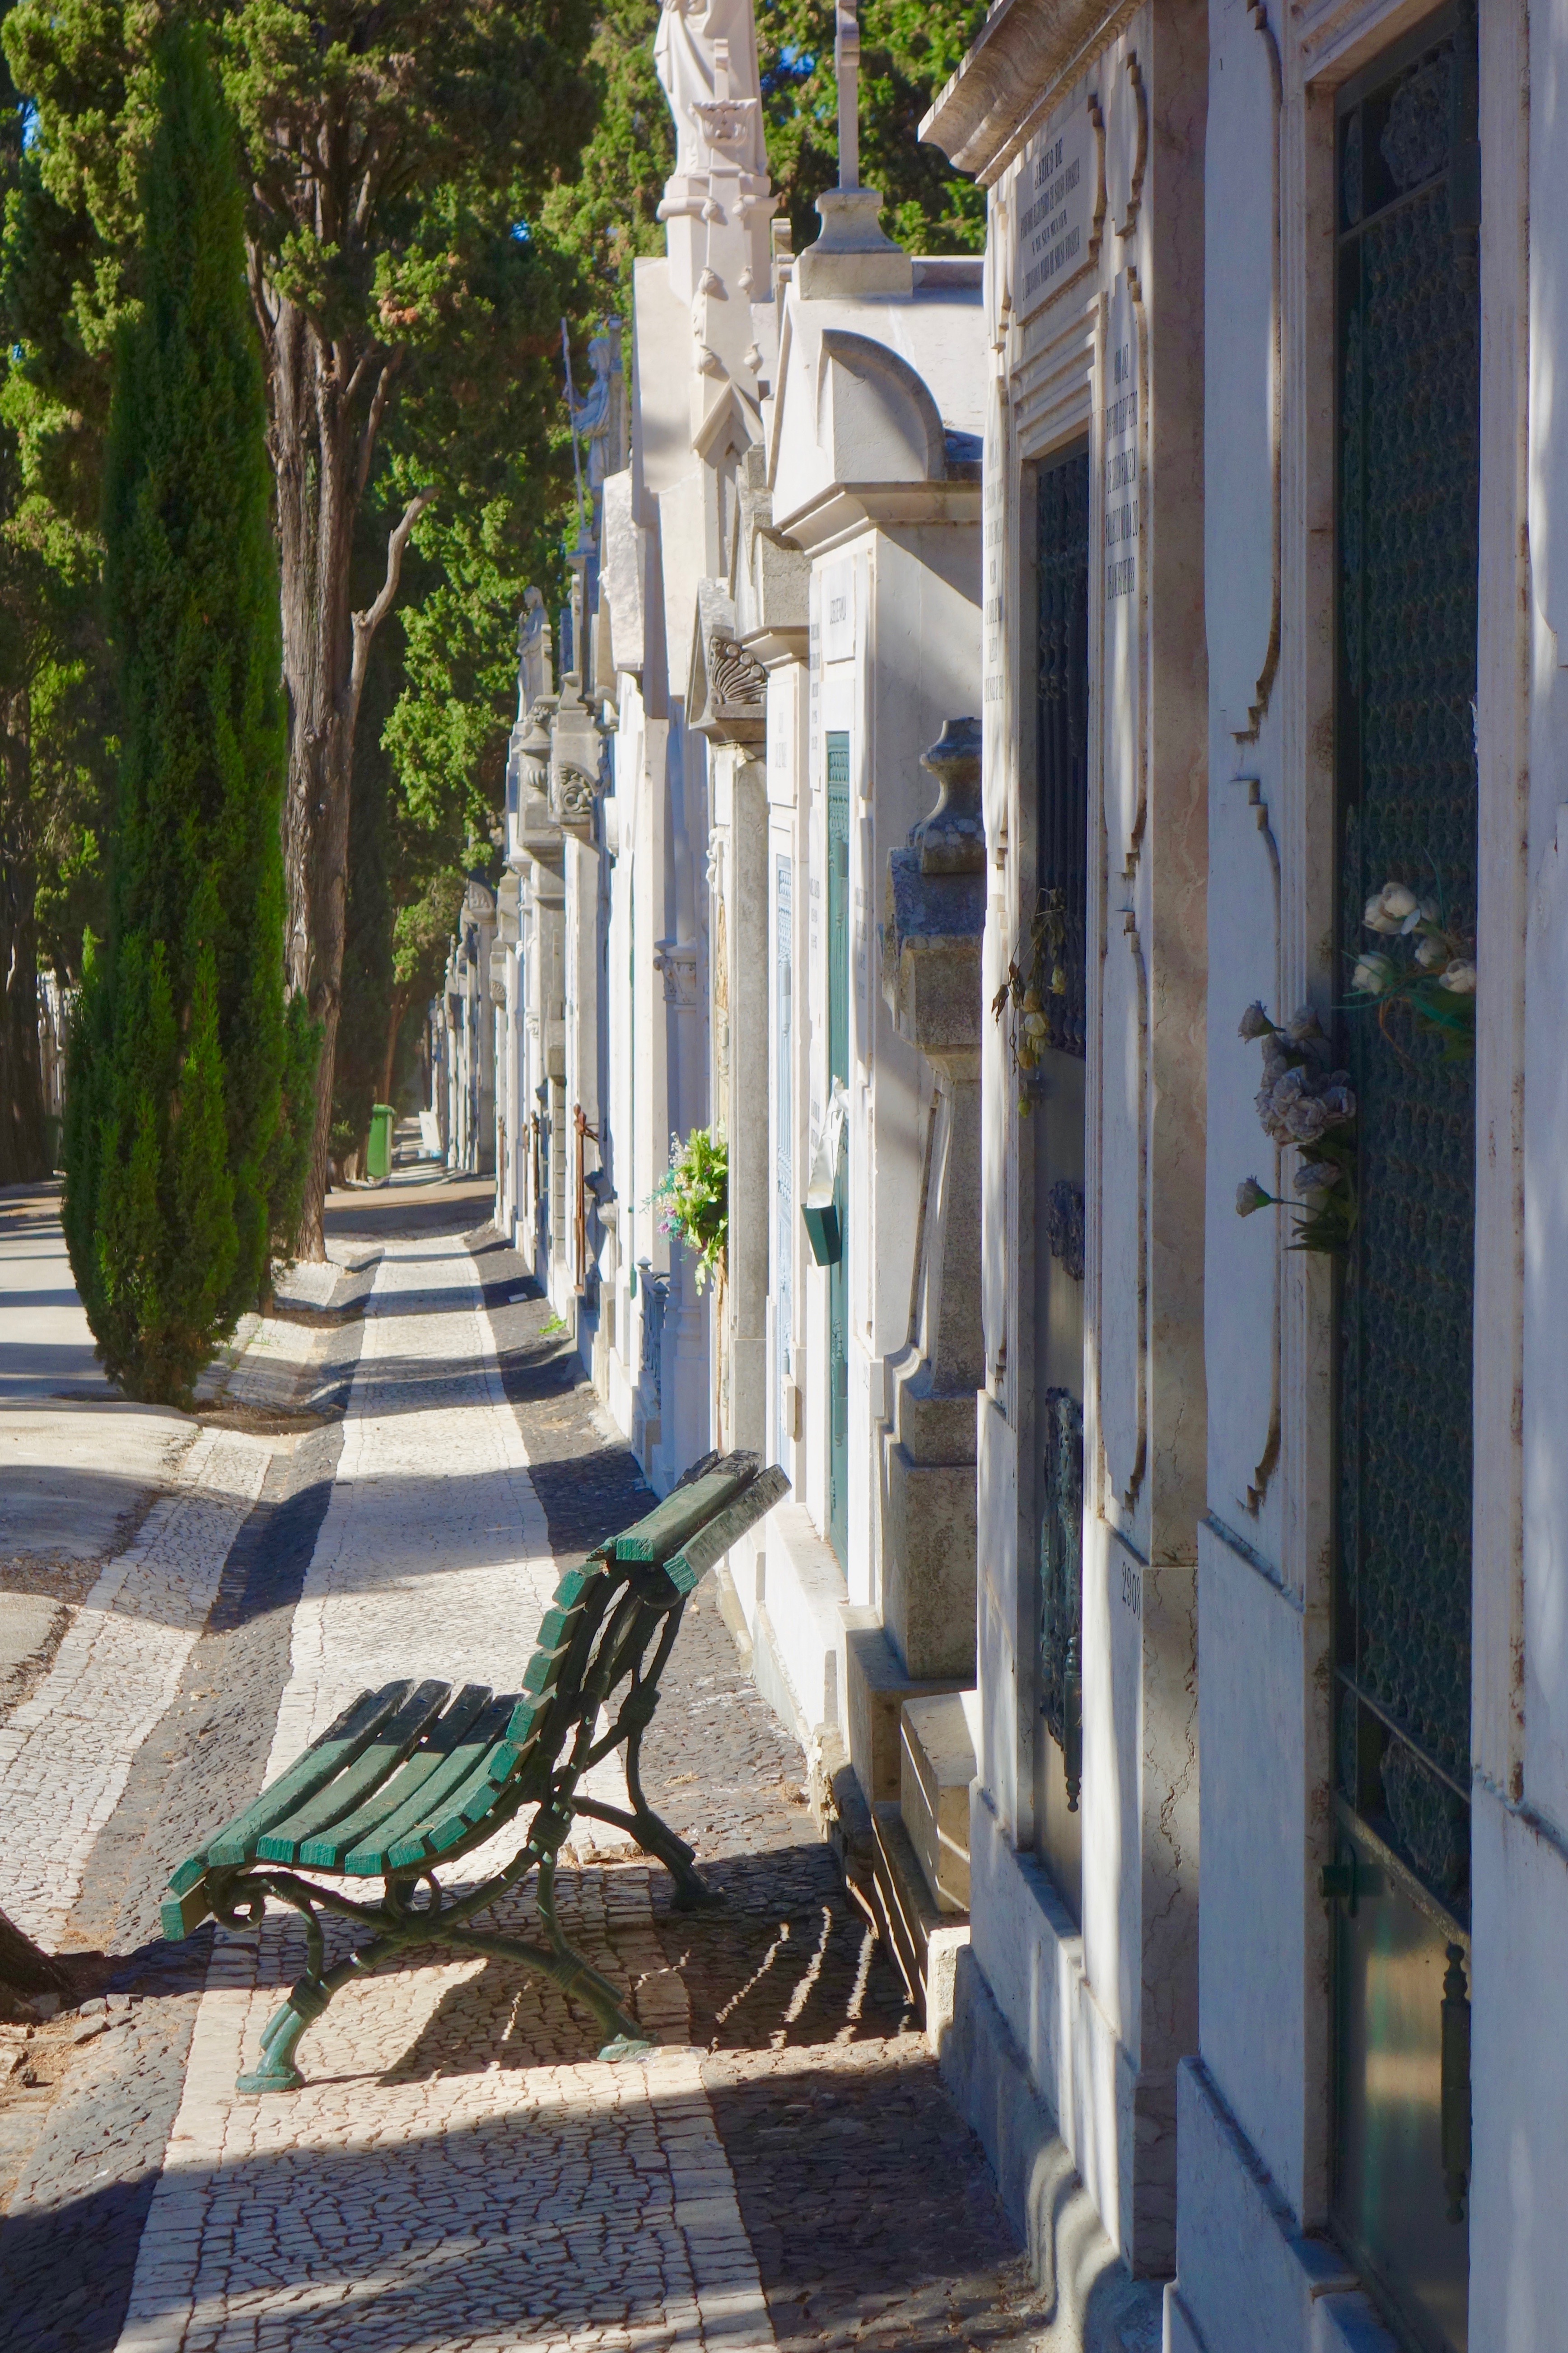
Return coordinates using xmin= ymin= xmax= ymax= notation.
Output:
xmin=161 ymin=1450 xmax=788 ymax=2093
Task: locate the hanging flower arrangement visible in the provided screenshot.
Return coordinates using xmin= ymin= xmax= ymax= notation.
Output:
xmin=992 ymin=886 xmax=1068 ymax=1113
xmin=648 ymin=1127 xmax=728 ymax=1293
xmin=1235 ymin=1002 xmax=1358 ymax=1254
xmin=1349 ymin=878 xmax=1475 ymax=1057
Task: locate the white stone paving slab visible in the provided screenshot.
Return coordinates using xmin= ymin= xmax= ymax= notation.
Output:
xmin=0 ymin=1425 xmax=272 ymax=1944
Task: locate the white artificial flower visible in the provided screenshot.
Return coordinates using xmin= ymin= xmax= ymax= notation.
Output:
xmin=1414 ymin=934 xmax=1448 ymax=970
xmin=1440 ymin=959 xmax=1477 ymax=996
xmin=1318 ymin=1081 xmax=1356 ymax=1124
xmin=1380 ymin=881 xmax=1419 ymax=923
xmin=1351 ymin=952 xmax=1398 ymax=997
xmin=1295 ymin=1159 xmax=1342 ymax=1194
xmin=1283 ymin=1095 xmax=1332 ymax=1143
xmin=1238 ymin=1001 xmax=1275 ymax=1041
xmin=1364 ymin=893 xmax=1402 ymax=936
xmin=1236 ymin=1178 xmax=1272 ymax=1218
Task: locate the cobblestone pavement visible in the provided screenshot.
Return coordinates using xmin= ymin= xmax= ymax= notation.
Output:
xmin=0 ymin=1185 xmax=1048 ymax=2353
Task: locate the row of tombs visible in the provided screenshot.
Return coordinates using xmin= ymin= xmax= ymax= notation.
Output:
xmin=425 ymin=2 xmax=1568 ymax=2350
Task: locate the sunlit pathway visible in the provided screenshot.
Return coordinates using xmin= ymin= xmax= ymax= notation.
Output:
xmin=0 ymin=1186 xmax=1043 ymax=2353
xmin=113 ymin=1233 xmax=771 ymax=2353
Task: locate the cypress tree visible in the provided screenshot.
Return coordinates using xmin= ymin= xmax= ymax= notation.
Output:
xmin=64 ymin=22 xmax=293 ymax=1405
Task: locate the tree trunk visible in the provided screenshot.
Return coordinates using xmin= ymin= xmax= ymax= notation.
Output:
xmin=0 ymin=737 xmax=47 ymax=1188
xmin=271 ymin=303 xmax=359 ymax=1263
xmin=257 ymin=284 xmax=431 ymax=1265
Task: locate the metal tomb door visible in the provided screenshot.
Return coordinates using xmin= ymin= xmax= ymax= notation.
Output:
xmin=1331 ymin=14 xmax=1479 ymax=2348
xmin=1031 ymin=444 xmax=1090 ymax=1909
xmin=826 ymin=733 xmax=851 ymax=1568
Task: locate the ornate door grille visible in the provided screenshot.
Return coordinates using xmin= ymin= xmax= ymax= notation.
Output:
xmin=1035 ymin=444 xmax=1090 ymax=1832
xmin=1040 ymin=1389 xmax=1084 ymax=1809
xmin=775 ymin=855 xmax=793 ymax=1466
xmin=1036 ymin=449 xmax=1091 ymax=1057
xmin=1333 ymin=13 xmax=1479 ymax=2344
xmin=1336 ymin=3 xmax=1478 ymax=1936
xmin=826 ymin=734 xmax=851 ymax=1567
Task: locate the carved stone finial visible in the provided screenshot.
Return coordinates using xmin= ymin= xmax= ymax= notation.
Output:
xmin=910 ymin=716 xmax=985 ymax=874
xmin=881 ymin=716 xmax=986 ymax=1065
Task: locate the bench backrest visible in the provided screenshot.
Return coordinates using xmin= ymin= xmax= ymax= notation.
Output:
xmin=499 ymin=1451 xmax=789 ymax=1803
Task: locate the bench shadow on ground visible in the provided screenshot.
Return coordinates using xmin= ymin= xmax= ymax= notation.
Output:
xmin=0 ymin=2065 xmax=1035 ymax=2353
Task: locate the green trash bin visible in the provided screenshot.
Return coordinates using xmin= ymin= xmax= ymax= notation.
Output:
xmin=366 ymin=1103 xmax=396 ymax=1185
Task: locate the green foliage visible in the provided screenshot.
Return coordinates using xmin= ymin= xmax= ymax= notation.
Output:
xmin=393 ymin=870 xmax=466 ymax=995
xmin=6 ymin=0 xmax=602 ymax=1245
xmin=0 ymin=0 xmax=113 ymax=1182
xmin=758 ymin=0 xmax=987 ymax=255
xmin=649 ymin=1127 xmax=729 ymax=1294
xmin=65 ymin=23 xmax=290 ymax=1400
xmin=540 ymin=0 xmax=673 ymax=310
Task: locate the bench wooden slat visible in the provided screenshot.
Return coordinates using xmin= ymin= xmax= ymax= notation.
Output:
xmin=383 ymin=1719 xmax=539 ymax=1871
xmin=612 ymin=1461 xmax=756 ymax=1565
xmin=294 ymin=1684 xmax=494 ymax=1870
xmin=172 ymin=1682 xmax=415 ymax=1883
xmin=662 ymin=1464 xmax=792 ymax=1594
xmin=352 ymin=1694 xmax=520 ymax=1876
xmin=255 ymin=1681 xmax=454 ymax=1864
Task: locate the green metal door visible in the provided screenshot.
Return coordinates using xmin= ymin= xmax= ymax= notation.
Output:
xmin=1332 ymin=14 xmax=1479 ymax=2348
xmin=826 ymin=732 xmax=851 ymax=1568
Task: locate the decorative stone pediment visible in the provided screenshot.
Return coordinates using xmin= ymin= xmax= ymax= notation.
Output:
xmin=816 ymin=330 xmax=947 ymax=485
xmin=734 ymin=444 xmax=808 ymax=655
xmin=463 ymin=874 xmax=497 ymax=926
xmin=549 ymin=672 xmax=609 ymax=844
xmin=552 ymin=763 xmax=600 ymax=836
xmin=689 ymin=579 xmax=766 ymax=744
xmin=510 ymin=698 xmax=561 ymax=862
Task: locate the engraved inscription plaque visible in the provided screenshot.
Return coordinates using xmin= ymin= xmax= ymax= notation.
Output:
xmin=1014 ymin=106 xmax=1101 ymax=324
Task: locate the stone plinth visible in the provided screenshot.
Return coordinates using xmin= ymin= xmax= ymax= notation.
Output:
xmin=901 ymin=1689 xmax=979 ymax=1914
xmin=879 ymin=716 xmax=986 ymax=1687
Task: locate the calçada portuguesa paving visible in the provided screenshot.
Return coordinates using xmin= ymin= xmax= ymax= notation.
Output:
xmin=0 ymin=1165 xmax=1049 ymax=2353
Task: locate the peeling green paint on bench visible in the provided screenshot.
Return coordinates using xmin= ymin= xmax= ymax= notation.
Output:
xmin=159 ymin=1452 xmax=789 ymax=2091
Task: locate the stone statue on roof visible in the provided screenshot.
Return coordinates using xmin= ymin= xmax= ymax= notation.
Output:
xmin=653 ymin=0 xmax=768 ymax=186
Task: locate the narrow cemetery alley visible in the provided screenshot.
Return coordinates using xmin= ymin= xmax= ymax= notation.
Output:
xmin=0 ymin=1169 xmax=1048 ymax=2353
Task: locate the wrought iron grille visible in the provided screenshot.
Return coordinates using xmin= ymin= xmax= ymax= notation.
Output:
xmin=1039 ymin=1388 xmax=1084 ymax=1810
xmin=1335 ymin=12 xmax=1479 ymax=1919
xmin=1036 ymin=449 xmax=1091 ymax=1057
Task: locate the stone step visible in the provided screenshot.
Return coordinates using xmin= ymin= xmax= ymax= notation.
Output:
xmin=845 ymin=1614 xmax=970 ymax=1806
xmin=899 ymin=1688 xmax=979 ymax=1916
xmin=869 ymin=1802 xmax=969 ymax=2045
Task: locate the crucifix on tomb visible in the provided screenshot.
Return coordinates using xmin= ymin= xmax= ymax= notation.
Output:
xmin=835 ymin=0 xmax=859 ymax=192
xmin=795 ymin=0 xmax=913 ymax=295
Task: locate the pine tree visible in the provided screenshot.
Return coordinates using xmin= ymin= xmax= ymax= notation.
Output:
xmin=63 ymin=22 xmax=293 ymax=1405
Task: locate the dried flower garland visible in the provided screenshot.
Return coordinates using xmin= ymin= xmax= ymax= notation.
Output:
xmin=992 ymin=887 xmax=1068 ymax=1114
xmin=1235 ymin=1002 xmax=1358 ymax=1254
